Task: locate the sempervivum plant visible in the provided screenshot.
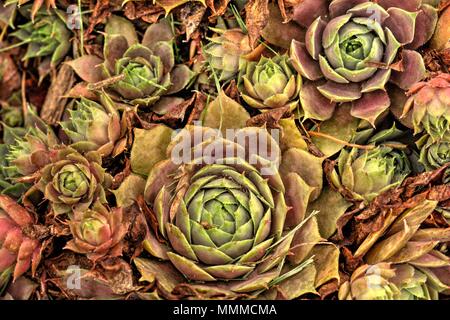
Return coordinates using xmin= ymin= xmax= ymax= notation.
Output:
xmin=126 ymin=93 xmax=340 ymax=298
xmin=0 ymin=195 xmax=42 ymax=291
xmin=338 ymin=263 xmax=399 ymax=300
xmin=68 ymin=15 xmax=193 ymax=109
xmin=340 ymin=200 xmax=450 ymax=300
xmin=339 ymin=263 xmax=442 ymax=300
xmin=203 ymin=27 xmax=252 ymax=82
xmin=417 ymin=135 xmax=450 ymax=175
xmin=36 ymin=147 xmax=112 ymax=216
xmin=65 ymin=201 xmax=128 ymax=262
xmin=331 ymin=125 xmax=411 ymax=202
xmin=289 ymin=0 xmax=438 ymax=123
xmin=402 ymin=73 xmax=450 ymax=142
xmin=0 ymin=110 xmax=58 ymax=197
xmin=5 ymin=127 xmax=56 ymax=178
xmin=4 ymin=7 xmax=70 ymax=71
xmin=238 ymin=55 xmax=302 ymax=112
xmin=60 ymin=93 xmax=124 ymax=158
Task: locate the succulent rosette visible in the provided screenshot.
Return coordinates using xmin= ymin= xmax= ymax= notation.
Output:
xmin=340 ymin=200 xmax=450 ymax=300
xmin=5 ymin=129 xmax=55 ymax=178
xmin=0 ymin=109 xmax=57 ymax=197
xmin=60 ymin=93 xmax=123 ymax=158
xmin=289 ymin=0 xmax=438 ymax=123
xmin=65 ymin=201 xmax=128 ymax=261
xmin=0 ymin=132 xmax=50 ymax=198
xmin=125 ymin=93 xmax=340 ymax=298
xmin=7 ymin=7 xmax=70 ymax=69
xmin=203 ymin=28 xmax=252 ymax=82
xmin=339 ymin=262 xmax=443 ymax=300
xmin=331 ymin=125 xmax=411 ymax=202
xmin=338 ymin=263 xmax=399 ymax=300
xmin=37 ymin=147 xmax=112 ymax=216
xmin=417 ymin=135 xmax=450 ymax=172
xmin=238 ymin=55 xmax=302 ymax=112
xmin=0 ymin=145 xmax=26 ymax=198
xmin=68 ymin=15 xmax=193 ymax=110
xmin=0 ymin=195 xmax=42 ymax=290
xmin=402 ymin=73 xmax=450 ymax=141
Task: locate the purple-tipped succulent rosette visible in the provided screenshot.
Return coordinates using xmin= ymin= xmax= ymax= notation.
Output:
xmin=290 ymin=0 xmax=438 ymax=125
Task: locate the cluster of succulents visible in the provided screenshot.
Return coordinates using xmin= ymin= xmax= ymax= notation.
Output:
xmin=0 ymin=0 xmax=449 ymax=301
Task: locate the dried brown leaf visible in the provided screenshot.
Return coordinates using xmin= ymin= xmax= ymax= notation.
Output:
xmin=245 ymin=0 xmax=270 ymax=49
xmin=317 ymin=279 xmax=339 ymax=300
xmin=341 ymin=246 xmax=363 ymax=273
xmin=123 ymin=2 xmax=164 ymax=23
xmin=136 ymin=196 xmax=166 ymax=244
xmin=277 ymin=0 xmax=304 ymax=23
xmin=86 ymin=0 xmax=122 ymax=36
xmin=246 ymin=105 xmax=291 ymax=129
xmin=187 ymin=92 xmax=207 ymax=124
xmin=206 ymin=0 xmax=230 ymax=19
xmin=178 ymin=3 xmax=206 ymax=40
xmin=150 ymin=95 xmax=196 ymax=127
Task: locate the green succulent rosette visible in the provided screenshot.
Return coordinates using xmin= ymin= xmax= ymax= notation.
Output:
xmin=123 ymin=92 xmax=340 ymax=299
xmin=0 ymin=144 xmax=29 ymax=198
xmin=68 ymin=15 xmax=194 ymax=110
xmin=331 ymin=125 xmax=412 ymax=202
xmin=60 ymin=92 xmax=123 ymax=157
xmin=7 ymin=7 xmax=70 ymax=69
xmin=289 ymin=0 xmax=438 ymax=124
xmin=37 ymin=147 xmax=112 ymax=216
xmin=417 ymin=134 xmax=450 ymax=176
xmin=339 ymin=200 xmax=450 ymax=300
xmin=0 ymin=108 xmax=58 ymax=198
xmin=238 ymin=55 xmax=302 ymax=112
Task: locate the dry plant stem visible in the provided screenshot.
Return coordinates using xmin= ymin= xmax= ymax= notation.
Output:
xmin=0 ymin=23 xmax=7 ymax=42
xmin=40 ymin=63 xmax=75 ymax=124
xmin=88 ymin=74 xmax=126 ymax=91
xmin=21 ymin=70 xmax=27 ymax=117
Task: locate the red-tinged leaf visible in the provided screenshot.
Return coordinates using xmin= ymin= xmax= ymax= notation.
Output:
xmin=66 ymin=56 xmax=104 ymax=83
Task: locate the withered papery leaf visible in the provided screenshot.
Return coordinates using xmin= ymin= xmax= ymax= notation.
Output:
xmin=123 ymin=2 xmax=164 ymax=23
xmin=178 ymin=4 xmax=207 ymax=41
xmin=134 ymin=257 xmax=185 ymax=298
xmin=206 ymin=0 xmax=230 ymax=19
xmin=245 ymin=0 xmax=270 ymax=49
